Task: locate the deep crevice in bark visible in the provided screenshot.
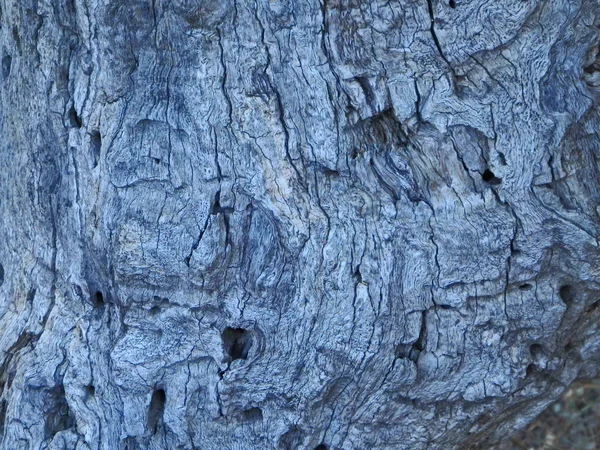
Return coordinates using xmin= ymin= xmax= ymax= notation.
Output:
xmin=147 ymin=388 xmax=166 ymax=435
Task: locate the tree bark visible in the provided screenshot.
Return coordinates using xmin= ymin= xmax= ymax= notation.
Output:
xmin=1 ymin=0 xmax=600 ymax=449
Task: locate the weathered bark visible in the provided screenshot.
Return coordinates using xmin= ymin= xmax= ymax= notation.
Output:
xmin=1 ymin=0 xmax=600 ymax=449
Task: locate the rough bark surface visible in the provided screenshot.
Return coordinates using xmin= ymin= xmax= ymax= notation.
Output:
xmin=1 ymin=0 xmax=600 ymax=449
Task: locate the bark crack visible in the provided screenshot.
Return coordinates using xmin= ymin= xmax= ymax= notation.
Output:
xmin=425 ymin=0 xmax=456 ymax=77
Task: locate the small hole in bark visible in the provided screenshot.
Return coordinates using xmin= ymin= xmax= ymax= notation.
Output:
xmin=449 ymin=0 xmax=456 ymax=7
xmin=93 ymin=291 xmax=104 ymax=307
xmin=529 ymin=343 xmax=545 ymax=370
xmin=147 ymin=389 xmax=166 ymax=434
xmin=210 ymin=190 xmax=234 ymax=215
xmin=559 ymin=285 xmax=574 ymax=304
xmin=279 ymin=425 xmax=305 ymax=450
xmin=526 ymin=363 xmax=536 ymax=376
xmin=211 ymin=190 xmax=222 ymax=214
xmin=242 ymin=407 xmax=263 ymax=422
xmin=564 ymin=341 xmax=574 ymax=352
xmin=85 ymin=385 xmax=95 ymax=396
xmin=150 ymin=306 xmax=161 ymax=315
xmin=222 ymin=327 xmax=252 ymax=361
xmin=1 ymin=54 xmax=11 ymax=79
xmin=353 ymin=266 xmax=362 ymax=283
xmin=519 ymin=283 xmax=533 ymax=291
xmin=398 ymin=332 xmax=426 ymax=363
xmin=0 ymin=263 xmax=4 ymax=286
xmin=315 ymin=445 xmax=328 ymax=450
xmin=482 ymin=169 xmax=501 ymax=185
xmin=530 ymin=343 xmax=544 ymax=357
xmin=68 ymin=105 xmax=82 ymax=128
xmin=322 ymin=167 xmax=339 ymax=177
xmin=498 ymin=152 xmax=507 ymax=165
xmin=90 ymin=131 xmax=101 ymax=166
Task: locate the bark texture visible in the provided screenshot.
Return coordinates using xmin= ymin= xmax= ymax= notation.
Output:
xmin=1 ymin=0 xmax=600 ymax=449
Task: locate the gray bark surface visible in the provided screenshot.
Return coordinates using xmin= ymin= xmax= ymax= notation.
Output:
xmin=1 ymin=0 xmax=600 ymax=449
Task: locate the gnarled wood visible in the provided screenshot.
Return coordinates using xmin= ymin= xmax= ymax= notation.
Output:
xmin=1 ymin=0 xmax=600 ymax=449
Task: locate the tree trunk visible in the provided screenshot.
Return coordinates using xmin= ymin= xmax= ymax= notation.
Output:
xmin=1 ymin=0 xmax=600 ymax=449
